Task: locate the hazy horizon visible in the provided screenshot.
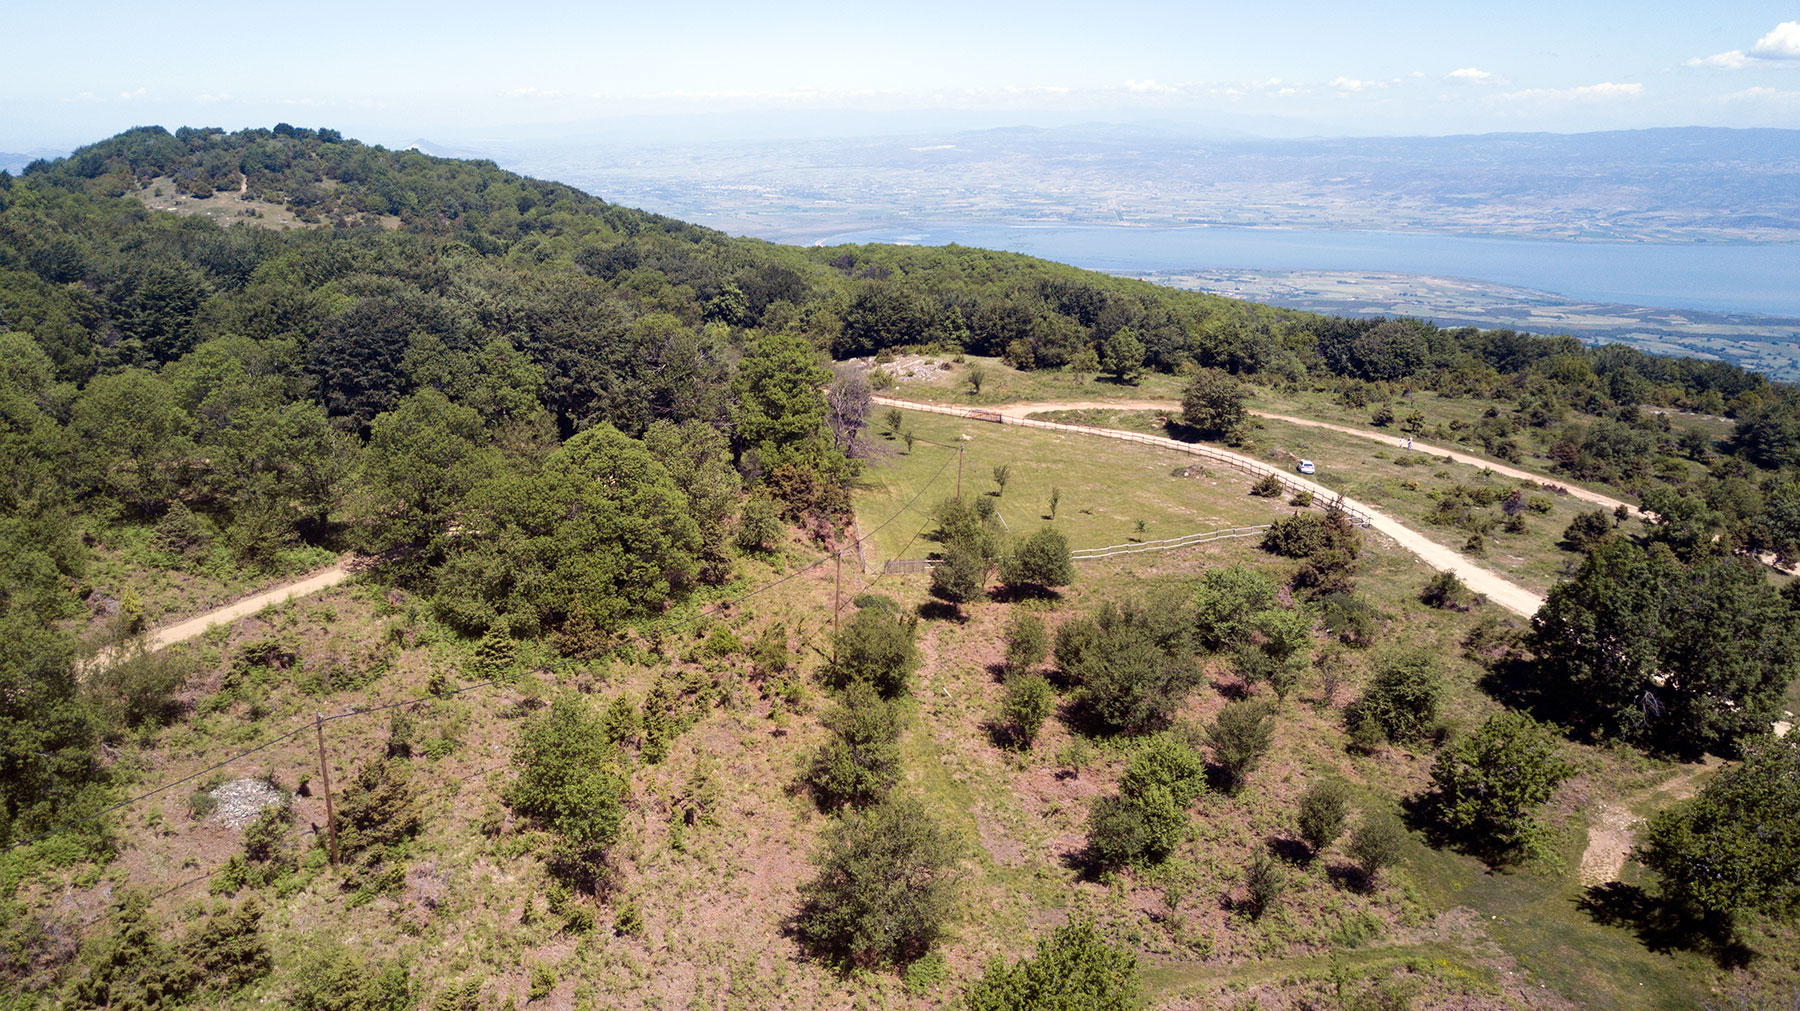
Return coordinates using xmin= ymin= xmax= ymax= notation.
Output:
xmin=5 ymin=2 xmax=1799 ymax=152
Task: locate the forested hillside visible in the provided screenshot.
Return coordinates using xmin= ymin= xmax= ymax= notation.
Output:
xmin=4 ymin=125 xmax=1800 ymax=1010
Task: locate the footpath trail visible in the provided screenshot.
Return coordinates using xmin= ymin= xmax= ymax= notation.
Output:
xmin=874 ymin=395 xmax=1548 ymax=617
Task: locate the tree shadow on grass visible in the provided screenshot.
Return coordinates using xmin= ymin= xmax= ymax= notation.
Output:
xmin=1576 ymin=883 xmax=1754 ymax=969
xmin=914 ymin=600 xmax=967 ymax=624
xmin=987 ymin=584 xmax=1063 ymax=605
xmin=1325 ymin=861 xmax=1376 ymax=895
xmin=1266 ymin=834 xmax=1313 ymax=867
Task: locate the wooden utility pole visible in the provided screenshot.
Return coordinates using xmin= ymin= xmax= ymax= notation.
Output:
xmin=314 ymin=712 xmax=340 ymax=867
xmin=956 ymin=443 xmax=964 ymax=499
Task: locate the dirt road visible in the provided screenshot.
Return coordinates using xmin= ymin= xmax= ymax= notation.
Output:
xmin=962 ymin=397 xmax=1638 ymax=516
xmin=874 ymin=395 xmax=1548 ymax=617
xmin=144 ymin=562 xmax=356 ymax=651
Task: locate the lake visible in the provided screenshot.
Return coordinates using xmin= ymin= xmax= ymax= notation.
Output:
xmin=813 ymin=224 xmax=1800 ymax=318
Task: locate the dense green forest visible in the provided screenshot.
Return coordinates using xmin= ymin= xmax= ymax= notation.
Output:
xmin=5 ymin=125 xmax=1800 ymax=1009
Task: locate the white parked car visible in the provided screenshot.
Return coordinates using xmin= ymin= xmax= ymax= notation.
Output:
xmin=1297 ymin=459 xmax=1316 ymax=475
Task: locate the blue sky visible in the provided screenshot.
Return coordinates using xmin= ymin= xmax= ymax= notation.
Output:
xmin=4 ymin=1 xmax=1798 ymax=149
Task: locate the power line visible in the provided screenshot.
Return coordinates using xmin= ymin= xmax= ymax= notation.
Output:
xmin=5 ymin=725 xmax=311 ymax=853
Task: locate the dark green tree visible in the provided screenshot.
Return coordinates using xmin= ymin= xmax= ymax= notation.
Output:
xmin=1099 ymin=328 xmax=1145 ymax=384
xmin=1637 ymin=739 xmax=1800 ymax=925
xmin=1529 ymin=539 xmax=1798 ymax=755
xmin=1428 ymin=710 xmax=1573 ymax=861
xmin=1180 ymin=368 xmax=1247 ymax=439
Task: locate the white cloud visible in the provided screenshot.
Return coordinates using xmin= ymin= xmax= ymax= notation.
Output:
xmin=1723 ymin=86 xmax=1800 ymax=105
xmin=1751 ymin=20 xmax=1800 ymax=59
xmin=118 ymin=87 xmax=146 ymax=101
xmin=505 ymin=86 xmax=565 ymax=99
xmin=1124 ymin=79 xmax=1177 ymax=94
xmin=1685 ymin=50 xmax=1752 ymax=69
xmin=1329 ymin=76 xmax=1385 ymax=92
xmin=196 ymin=92 xmax=232 ymax=103
xmin=1447 ymin=67 xmax=1499 ymax=83
xmin=1499 ymin=81 xmax=1643 ymax=102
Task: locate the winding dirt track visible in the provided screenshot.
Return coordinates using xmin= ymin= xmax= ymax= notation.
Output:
xmin=970 ymin=398 xmax=1638 ymax=516
xmin=874 ymin=395 xmax=1549 ymax=617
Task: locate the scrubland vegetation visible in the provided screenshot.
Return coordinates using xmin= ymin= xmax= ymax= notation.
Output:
xmin=1 ymin=125 xmax=1799 ymax=1010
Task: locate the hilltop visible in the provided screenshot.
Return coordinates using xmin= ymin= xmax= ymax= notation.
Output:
xmin=2 ymin=126 xmax=1800 ymax=1011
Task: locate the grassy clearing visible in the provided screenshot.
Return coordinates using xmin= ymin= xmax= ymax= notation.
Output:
xmin=854 ymin=408 xmax=1294 ymax=566
xmin=1024 ymin=407 xmax=1599 ymax=596
xmin=875 ymin=352 xmax=1187 ymax=406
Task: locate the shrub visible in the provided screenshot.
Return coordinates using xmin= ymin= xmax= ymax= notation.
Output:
xmin=1429 ymin=710 xmax=1573 ymax=862
xmin=336 ymin=759 xmax=424 ymax=857
xmin=1244 ymin=850 xmax=1285 ymax=919
xmin=1085 ymin=736 xmax=1205 ymax=867
xmin=1260 ymin=513 xmax=1328 ymax=557
xmin=1206 ymin=701 xmax=1274 ymax=793
xmin=1001 ymin=611 xmax=1048 ymax=679
xmin=962 ymin=919 xmax=1142 ymax=1011
xmin=808 ymin=681 xmax=903 ymax=809
xmin=735 ymin=493 xmax=783 ymax=552
xmin=288 ymin=942 xmax=414 ymax=1011
xmin=1317 ymin=592 xmax=1379 ymax=648
xmin=1000 ymin=527 xmax=1074 ymax=595
xmin=507 ymin=696 xmax=628 ymax=889
xmin=1000 ymin=675 xmax=1056 ymax=750
xmin=1250 ymin=474 xmax=1284 ymax=498
xmin=1347 ymin=809 xmax=1407 ymax=885
xmin=903 ymin=950 xmax=949 ymax=995
xmin=828 ymin=607 xmax=920 ymax=697
xmin=1192 ymin=565 xmax=1277 ymax=650
xmin=1418 ymin=571 xmax=1472 ymax=610
xmin=796 ymin=795 xmax=962 ymax=966
xmin=931 ymin=545 xmax=988 ymax=610
xmin=1057 ymin=595 xmax=1200 ymax=734
xmin=1297 ymin=779 xmax=1351 ymax=857
xmin=1290 ymin=490 xmax=1315 ymax=508
xmin=1348 ymin=650 xmax=1443 ymax=745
